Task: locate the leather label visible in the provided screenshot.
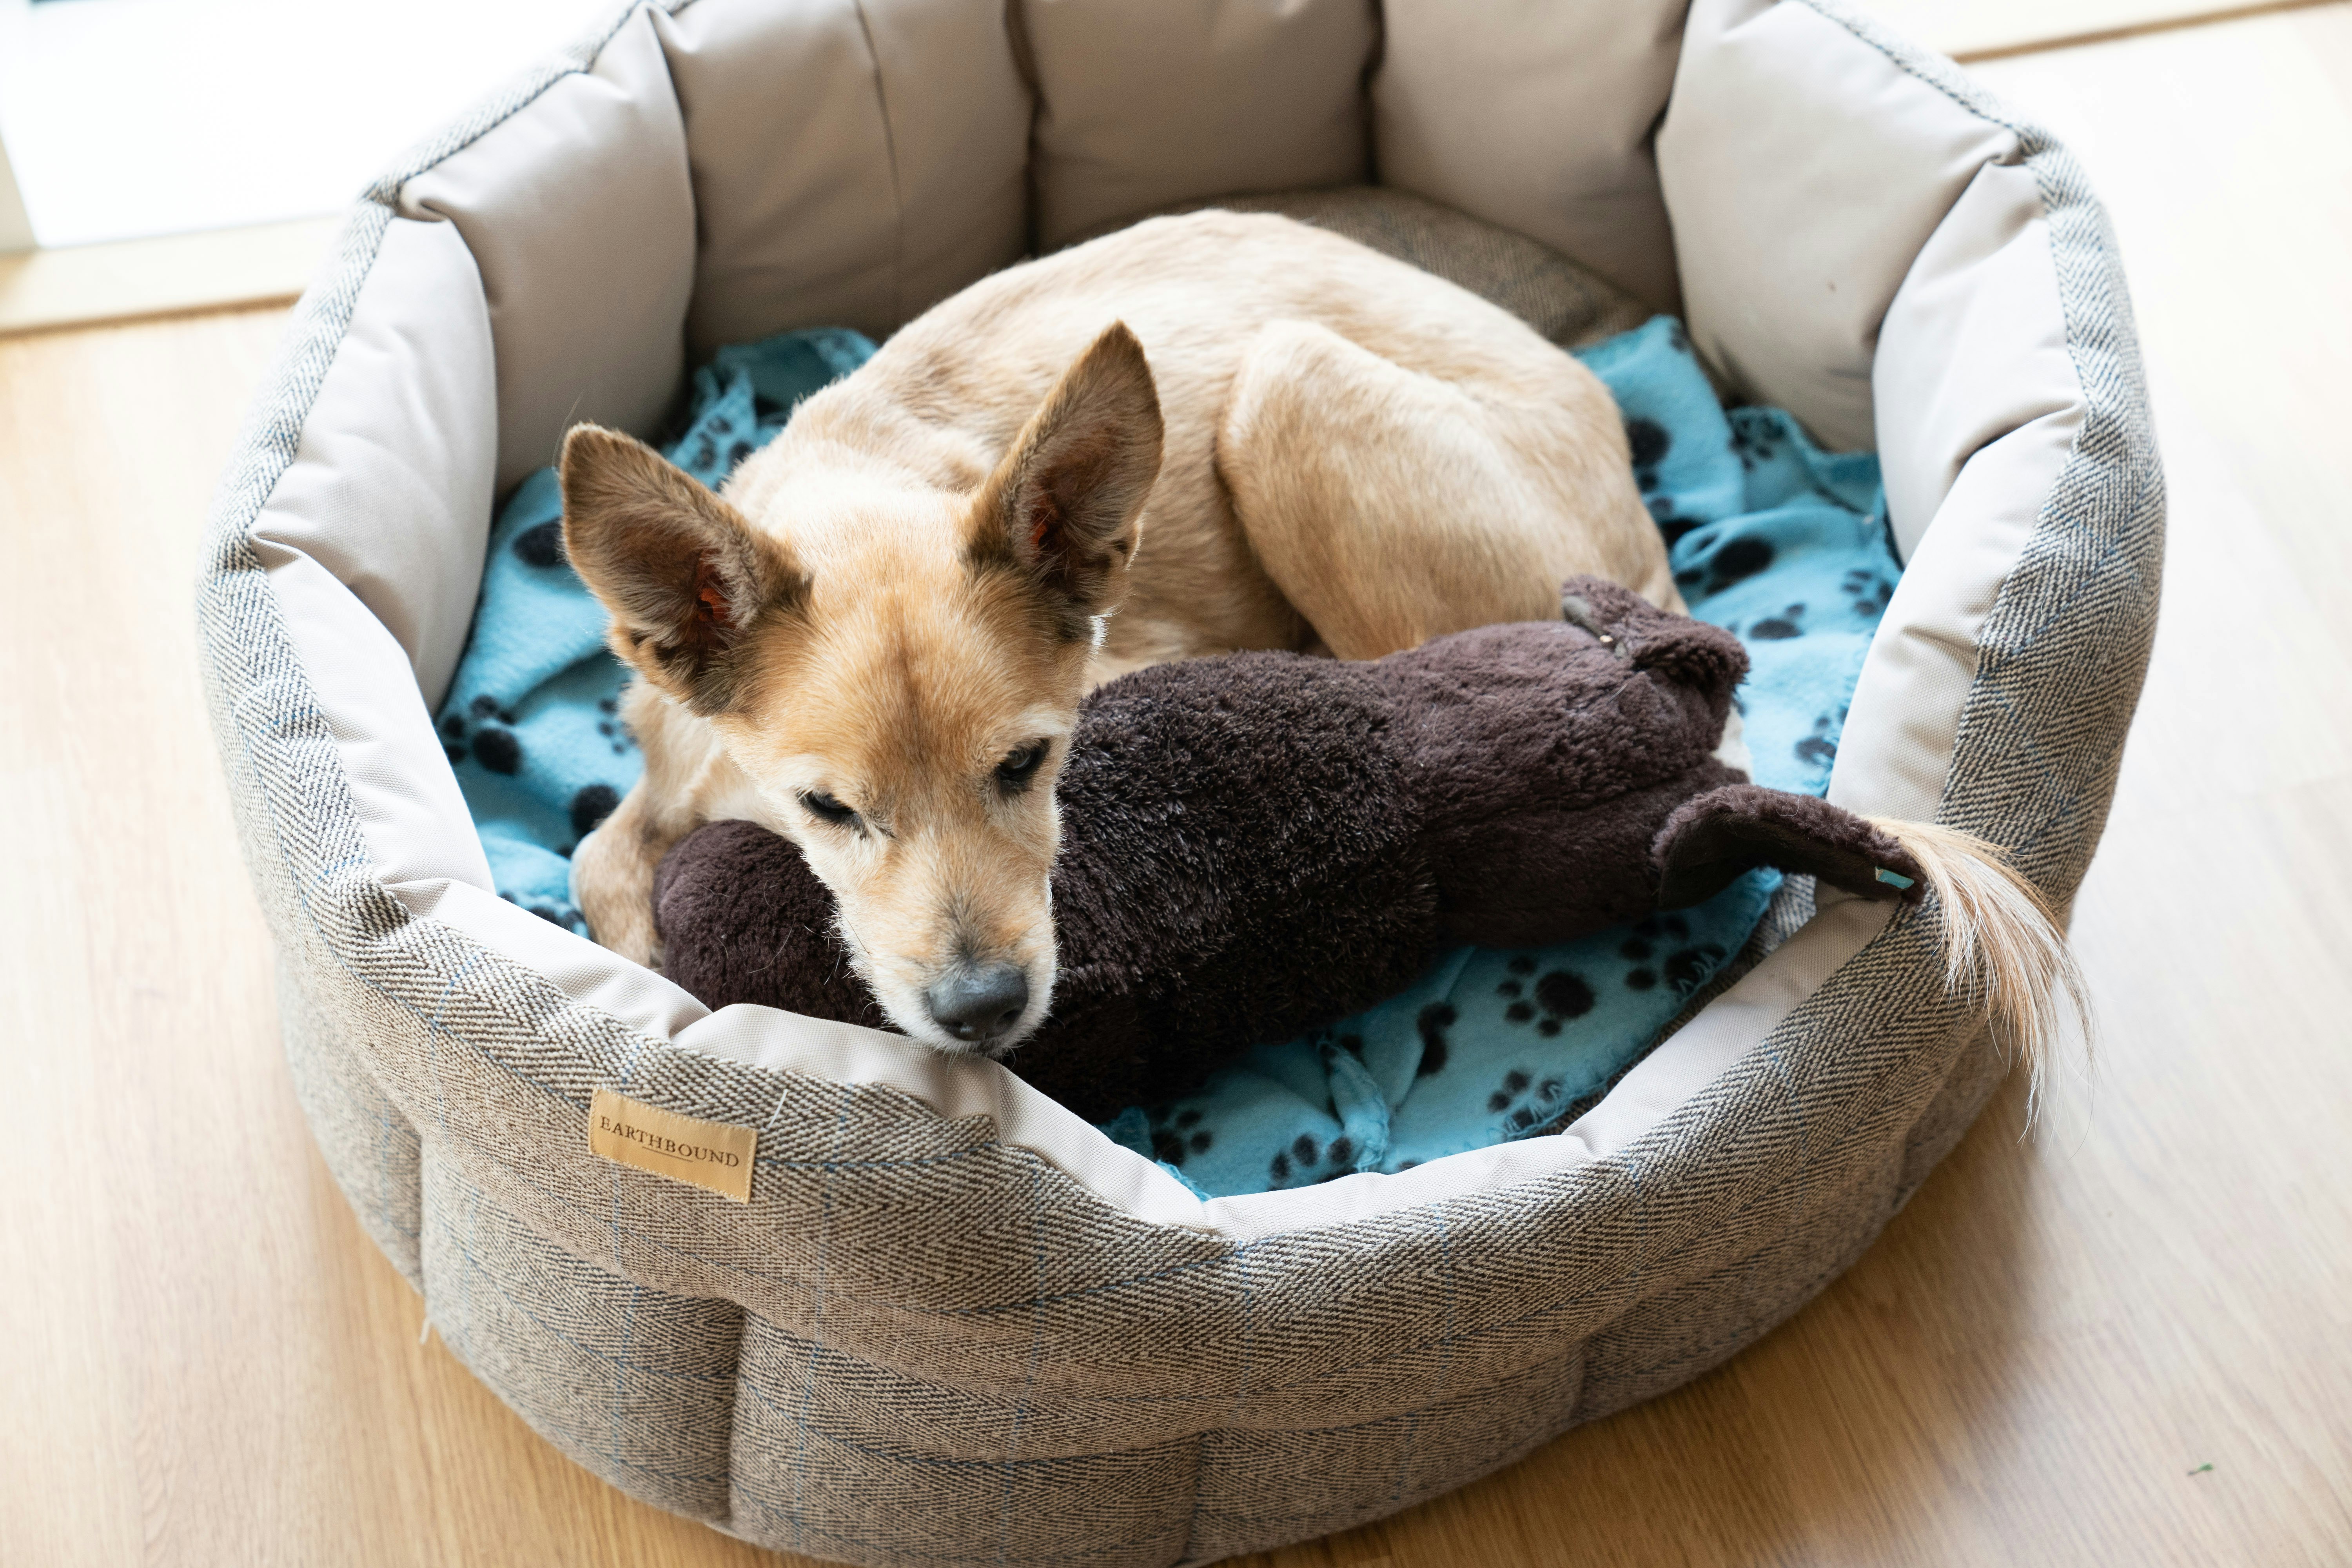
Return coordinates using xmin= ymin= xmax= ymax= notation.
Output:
xmin=588 ymin=1088 xmax=756 ymax=1203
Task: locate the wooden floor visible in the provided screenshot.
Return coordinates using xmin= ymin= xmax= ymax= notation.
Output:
xmin=4 ymin=8 xmax=2350 ymax=1565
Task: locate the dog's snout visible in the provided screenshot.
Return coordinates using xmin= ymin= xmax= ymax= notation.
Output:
xmin=924 ymin=963 xmax=1031 ymax=1045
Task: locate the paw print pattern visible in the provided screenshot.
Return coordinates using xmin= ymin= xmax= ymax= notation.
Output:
xmin=682 ymin=414 xmax=758 ymax=483
xmin=512 ymin=520 xmax=566 ymax=569
xmin=1151 ymin=1105 xmax=1216 ymax=1169
xmin=1662 ymin=942 xmax=1727 ymax=994
xmin=1747 ymin=602 xmax=1806 ymax=641
xmin=1416 ymin=1002 xmax=1457 ymax=1078
xmin=570 ymin=784 xmax=619 ymax=840
xmin=1625 ymin=416 xmax=1671 ymax=494
xmin=1677 ymin=537 xmax=1777 ymax=601
xmin=1267 ymin=1130 xmax=1357 ymax=1187
xmin=1841 ymin=566 xmax=1893 ymax=620
xmin=1795 ymin=708 xmax=1844 ymax=771
xmin=1499 ymin=965 xmax=1597 ymax=1038
xmin=595 ymin=694 xmax=632 ymax=757
xmin=1623 ymin=916 xmax=1725 ymax=998
xmin=1728 ymin=408 xmax=1781 ymax=471
xmin=1651 ymin=495 xmax=1700 ymax=550
xmin=1486 ymin=1065 xmax=1570 ymax=1134
xmin=443 ymin=693 xmax=523 ymax=774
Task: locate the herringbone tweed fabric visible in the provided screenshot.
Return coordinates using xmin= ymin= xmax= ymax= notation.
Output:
xmin=196 ymin=4 xmax=2160 ymax=1563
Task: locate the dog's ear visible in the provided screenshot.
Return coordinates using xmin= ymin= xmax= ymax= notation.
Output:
xmin=560 ymin=425 xmax=807 ymax=713
xmin=972 ymin=321 xmax=1164 ymax=628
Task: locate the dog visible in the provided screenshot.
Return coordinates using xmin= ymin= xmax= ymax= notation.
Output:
xmin=559 ymin=209 xmax=1673 ymax=1049
xmin=558 ymin=209 xmax=2085 ymax=1094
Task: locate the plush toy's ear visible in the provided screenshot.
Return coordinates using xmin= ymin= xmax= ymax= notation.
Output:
xmin=1561 ymin=574 xmax=1748 ymax=701
xmin=561 ymin=425 xmax=808 ymax=713
xmin=969 ymin=322 xmax=1164 ymax=634
xmin=1653 ymin=784 xmax=1926 ymax=908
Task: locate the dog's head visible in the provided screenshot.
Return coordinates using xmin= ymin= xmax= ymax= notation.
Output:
xmin=561 ymin=323 xmax=1163 ymax=1053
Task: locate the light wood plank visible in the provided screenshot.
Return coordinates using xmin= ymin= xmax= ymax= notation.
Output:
xmin=5 ymin=10 xmax=2352 ymax=1564
xmin=1860 ymin=0 xmax=2344 ymax=63
xmin=0 ymin=216 xmax=339 ymax=339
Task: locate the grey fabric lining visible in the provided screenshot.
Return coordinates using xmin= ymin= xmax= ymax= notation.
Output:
xmin=196 ymin=3 xmax=2158 ymax=1563
xmin=1059 ymin=184 xmax=1654 ymax=350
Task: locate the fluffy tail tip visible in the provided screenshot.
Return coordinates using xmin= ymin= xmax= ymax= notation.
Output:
xmin=1868 ymin=818 xmax=2094 ymax=1127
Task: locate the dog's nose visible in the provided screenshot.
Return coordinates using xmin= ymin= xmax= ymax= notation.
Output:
xmin=924 ymin=963 xmax=1030 ymax=1045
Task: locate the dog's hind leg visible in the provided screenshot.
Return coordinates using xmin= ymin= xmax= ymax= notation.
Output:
xmin=1218 ymin=319 xmax=1676 ymax=660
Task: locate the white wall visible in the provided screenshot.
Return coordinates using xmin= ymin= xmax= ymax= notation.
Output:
xmin=0 ymin=0 xmax=614 ymax=247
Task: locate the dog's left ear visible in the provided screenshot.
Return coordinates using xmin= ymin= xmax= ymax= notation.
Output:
xmin=973 ymin=321 xmax=1164 ymax=626
xmin=560 ymin=424 xmax=808 ymax=713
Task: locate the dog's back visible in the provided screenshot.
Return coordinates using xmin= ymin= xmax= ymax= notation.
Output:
xmin=726 ymin=210 xmax=1671 ymax=676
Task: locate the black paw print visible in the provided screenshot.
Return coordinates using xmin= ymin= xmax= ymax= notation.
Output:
xmin=1486 ymin=1065 xmax=1568 ymax=1134
xmin=594 ymin=694 xmax=634 ymax=757
xmin=1415 ymin=1002 xmax=1458 ymax=1078
xmin=1268 ymin=1129 xmax=1357 ymax=1186
xmin=1842 ymin=566 xmax=1893 ymax=619
xmin=1728 ymin=408 xmax=1781 ymax=471
xmin=1652 ymin=496 xmax=1702 ymax=550
xmin=569 ymin=784 xmax=619 ymax=840
xmin=1747 ymin=602 xmax=1806 ymax=641
xmin=682 ymin=414 xmax=759 ymax=484
xmin=1795 ymin=709 xmax=1844 ymax=771
xmin=1679 ymin=536 xmax=1776 ymax=600
xmin=443 ymin=693 xmax=523 ymax=775
xmin=1502 ymin=967 xmax=1595 ymax=1038
xmin=1151 ymin=1105 xmax=1215 ymax=1168
xmin=1625 ymin=416 xmax=1672 ymax=493
xmin=1661 ymin=943 xmax=1727 ymax=995
xmin=512 ymin=520 xmax=566 ymax=569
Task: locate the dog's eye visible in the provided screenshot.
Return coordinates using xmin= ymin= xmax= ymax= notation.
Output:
xmin=800 ymin=790 xmax=862 ymax=830
xmin=995 ymin=742 xmax=1049 ymax=795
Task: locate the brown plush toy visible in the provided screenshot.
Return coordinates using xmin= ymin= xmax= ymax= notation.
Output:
xmin=652 ymin=577 xmax=1922 ymax=1123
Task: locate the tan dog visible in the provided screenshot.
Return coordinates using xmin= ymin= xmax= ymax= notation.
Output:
xmin=560 ymin=210 xmax=1676 ymax=1052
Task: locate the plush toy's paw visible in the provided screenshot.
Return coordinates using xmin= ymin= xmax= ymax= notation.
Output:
xmin=1652 ymin=784 xmax=1926 ymax=908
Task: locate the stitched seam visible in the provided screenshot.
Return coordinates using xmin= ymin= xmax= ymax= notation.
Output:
xmin=848 ymin=0 xmax=908 ymax=321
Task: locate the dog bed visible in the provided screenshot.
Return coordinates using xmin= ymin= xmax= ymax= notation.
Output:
xmin=199 ymin=2 xmax=2160 ymax=1563
xmin=437 ymin=309 xmax=1897 ymax=1199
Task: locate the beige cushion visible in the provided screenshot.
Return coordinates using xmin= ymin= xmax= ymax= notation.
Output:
xmin=1372 ymin=0 xmax=1688 ymax=314
xmin=250 ymin=216 xmax=495 ymax=707
xmin=1024 ymin=0 xmax=1378 ymax=250
xmin=1657 ymin=0 xmax=2017 ymax=452
xmin=398 ymin=8 xmax=695 ymax=493
xmin=655 ymin=0 xmax=1031 ymax=353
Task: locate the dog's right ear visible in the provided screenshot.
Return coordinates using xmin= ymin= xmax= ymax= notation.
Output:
xmin=971 ymin=321 xmax=1164 ymax=634
xmin=560 ymin=425 xmax=807 ymax=713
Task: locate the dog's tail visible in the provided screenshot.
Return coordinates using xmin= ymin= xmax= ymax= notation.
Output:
xmin=1868 ymin=818 xmax=2093 ymax=1124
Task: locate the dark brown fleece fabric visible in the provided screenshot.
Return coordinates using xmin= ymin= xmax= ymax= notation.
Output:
xmin=653 ymin=577 xmax=1922 ymax=1122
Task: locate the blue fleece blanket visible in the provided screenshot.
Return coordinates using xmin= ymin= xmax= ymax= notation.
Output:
xmin=434 ymin=316 xmax=1900 ymax=1199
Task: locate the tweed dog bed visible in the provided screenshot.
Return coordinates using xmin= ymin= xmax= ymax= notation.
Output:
xmin=198 ymin=1 xmax=2161 ymax=1563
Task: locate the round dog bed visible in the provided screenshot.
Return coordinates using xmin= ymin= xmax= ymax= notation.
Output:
xmin=199 ymin=1 xmax=2160 ymax=1563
